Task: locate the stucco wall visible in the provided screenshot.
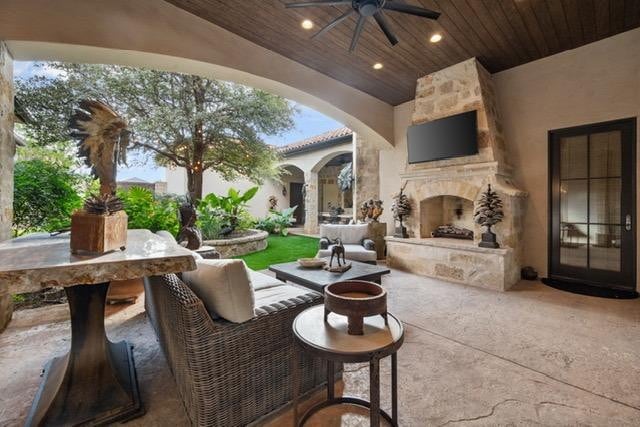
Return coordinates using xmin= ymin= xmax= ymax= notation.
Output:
xmin=383 ymin=28 xmax=640 ymax=286
xmin=165 ymin=140 xmax=353 ymax=219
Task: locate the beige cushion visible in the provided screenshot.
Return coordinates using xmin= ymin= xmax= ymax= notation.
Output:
xmin=249 ymin=270 xmax=285 ymax=291
xmin=320 ymin=223 xmax=369 ymax=244
xmin=317 ymin=244 xmax=377 ymax=262
xmin=254 ymin=283 xmax=311 ymax=308
xmin=182 ymin=259 xmax=255 ymax=323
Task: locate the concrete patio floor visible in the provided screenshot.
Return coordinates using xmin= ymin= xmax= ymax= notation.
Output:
xmin=1 ymin=268 xmax=639 ymax=426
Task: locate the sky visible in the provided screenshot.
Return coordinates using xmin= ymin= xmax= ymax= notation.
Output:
xmin=14 ymin=61 xmax=343 ymax=182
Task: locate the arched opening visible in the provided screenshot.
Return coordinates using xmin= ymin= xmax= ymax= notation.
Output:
xmin=316 ymin=152 xmax=353 ymax=225
xmin=1 ymin=0 xmax=393 ymax=146
xmin=279 ymin=165 xmax=305 ymax=226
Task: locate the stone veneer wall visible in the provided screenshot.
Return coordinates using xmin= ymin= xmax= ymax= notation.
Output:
xmin=353 ymin=133 xmax=380 ymax=218
xmin=0 ymin=41 xmax=14 ymax=332
xmin=402 ymin=58 xmax=527 ymax=253
xmin=411 ymin=58 xmax=507 ymax=170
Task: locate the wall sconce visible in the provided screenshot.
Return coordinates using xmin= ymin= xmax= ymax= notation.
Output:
xmin=282 ymin=185 xmax=287 ymax=197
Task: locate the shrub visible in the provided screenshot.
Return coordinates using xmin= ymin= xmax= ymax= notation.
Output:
xmin=117 ymin=187 xmax=180 ymax=235
xmin=255 ymin=206 xmax=297 ymax=236
xmin=197 ymin=187 xmax=258 ymax=238
xmin=13 ymin=159 xmax=83 ymax=236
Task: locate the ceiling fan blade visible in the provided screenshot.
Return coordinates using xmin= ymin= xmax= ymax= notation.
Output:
xmin=349 ymin=14 xmax=367 ymax=52
xmin=373 ymin=11 xmax=399 ymax=46
xmin=383 ymin=1 xmax=441 ymax=19
xmin=285 ymin=1 xmax=351 ymax=8
xmin=312 ymin=9 xmax=355 ymax=39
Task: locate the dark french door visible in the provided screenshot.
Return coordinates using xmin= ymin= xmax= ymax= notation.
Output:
xmin=549 ymin=118 xmax=636 ymax=290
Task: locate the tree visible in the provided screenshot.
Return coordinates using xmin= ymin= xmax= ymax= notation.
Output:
xmin=13 ymin=159 xmax=83 ymax=236
xmin=17 ymin=63 xmax=296 ymax=200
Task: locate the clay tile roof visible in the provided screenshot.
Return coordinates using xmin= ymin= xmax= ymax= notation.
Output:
xmin=278 ymin=127 xmax=352 ymax=155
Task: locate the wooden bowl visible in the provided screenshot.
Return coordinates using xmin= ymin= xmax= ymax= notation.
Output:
xmin=298 ymin=258 xmax=326 ymax=269
xmin=324 ymin=280 xmax=388 ymax=335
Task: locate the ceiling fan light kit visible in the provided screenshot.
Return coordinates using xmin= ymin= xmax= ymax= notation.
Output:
xmin=286 ymin=0 xmax=441 ymax=52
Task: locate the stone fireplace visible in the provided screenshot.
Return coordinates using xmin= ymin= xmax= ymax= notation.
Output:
xmin=385 ymin=58 xmax=527 ymax=291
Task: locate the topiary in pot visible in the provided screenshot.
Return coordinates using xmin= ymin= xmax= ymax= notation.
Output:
xmin=473 ymin=184 xmax=504 ymax=248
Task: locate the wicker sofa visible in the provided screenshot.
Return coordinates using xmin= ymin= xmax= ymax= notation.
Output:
xmin=144 ymin=272 xmax=333 ymax=426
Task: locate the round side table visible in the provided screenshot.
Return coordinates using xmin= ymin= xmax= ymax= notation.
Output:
xmin=292 ymin=305 xmax=404 ymax=427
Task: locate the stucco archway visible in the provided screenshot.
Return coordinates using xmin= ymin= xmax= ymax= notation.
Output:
xmin=0 ymin=0 xmax=394 ymax=148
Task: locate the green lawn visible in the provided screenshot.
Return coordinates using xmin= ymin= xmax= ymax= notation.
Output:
xmin=235 ymin=234 xmax=319 ymax=271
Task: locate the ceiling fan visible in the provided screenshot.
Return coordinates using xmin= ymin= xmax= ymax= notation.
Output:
xmin=285 ymin=0 xmax=441 ymax=52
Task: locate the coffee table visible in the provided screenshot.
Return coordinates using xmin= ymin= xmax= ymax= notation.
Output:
xmin=269 ymin=259 xmax=390 ymax=293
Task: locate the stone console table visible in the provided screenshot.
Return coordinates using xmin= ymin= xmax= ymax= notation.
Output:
xmin=385 ymin=236 xmax=520 ymax=291
xmin=0 ymin=229 xmax=197 ymax=426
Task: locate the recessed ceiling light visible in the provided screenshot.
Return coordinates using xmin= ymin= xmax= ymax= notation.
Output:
xmin=373 ymin=63 xmax=383 ymax=70
xmin=430 ymin=33 xmax=443 ymax=43
xmin=301 ymin=19 xmax=314 ymax=30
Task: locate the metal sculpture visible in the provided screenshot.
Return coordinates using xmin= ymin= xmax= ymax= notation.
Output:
xmin=70 ymin=99 xmax=130 ymax=196
xmin=329 ymin=238 xmax=346 ymax=267
xmin=177 ymin=201 xmax=203 ymax=250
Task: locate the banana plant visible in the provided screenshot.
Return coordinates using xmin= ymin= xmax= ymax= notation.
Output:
xmin=198 ymin=187 xmax=258 ymax=236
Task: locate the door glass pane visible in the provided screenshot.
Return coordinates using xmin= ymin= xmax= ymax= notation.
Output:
xmin=590 ymin=178 xmax=621 ymax=224
xmin=560 ymin=223 xmax=588 ymax=267
xmin=560 ymin=135 xmax=588 ymax=179
xmin=589 ymin=225 xmax=621 ymax=271
xmin=560 ymin=180 xmax=588 ymax=223
xmin=590 ymin=131 xmax=621 ymax=177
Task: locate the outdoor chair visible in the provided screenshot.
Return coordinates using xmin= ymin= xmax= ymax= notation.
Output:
xmin=317 ymin=223 xmax=377 ymax=264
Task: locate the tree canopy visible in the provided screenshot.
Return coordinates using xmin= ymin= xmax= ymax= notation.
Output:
xmin=17 ymin=63 xmax=296 ymax=199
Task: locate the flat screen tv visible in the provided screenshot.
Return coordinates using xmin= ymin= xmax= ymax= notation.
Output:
xmin=407 ymin=110 xmax=478 ymax=164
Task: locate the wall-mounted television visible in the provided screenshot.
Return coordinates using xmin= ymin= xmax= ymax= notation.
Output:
xmin=407 ymin=110 xmax=478 ymax=164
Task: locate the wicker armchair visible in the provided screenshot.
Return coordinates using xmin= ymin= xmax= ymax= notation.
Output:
xmin=144 ymin=273 xmax=333 ymax=426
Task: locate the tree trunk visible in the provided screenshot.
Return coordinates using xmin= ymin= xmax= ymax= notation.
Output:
xmin=188 ymin=76 xmax=206 ymax=202
xmin=186 ymin=169 xmax=203 ymax=201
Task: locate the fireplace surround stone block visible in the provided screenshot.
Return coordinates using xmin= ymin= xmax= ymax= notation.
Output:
xmin=385 ymin=236 xmax=519 ymax=291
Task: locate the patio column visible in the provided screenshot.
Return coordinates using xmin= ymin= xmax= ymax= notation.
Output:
xmin=0 ymin=41 xmax=15 ymax=332
xmin=353 ymin=132 xmax=380 ymax=221
xmin=304 ymin=171 xmax=318 ymax=234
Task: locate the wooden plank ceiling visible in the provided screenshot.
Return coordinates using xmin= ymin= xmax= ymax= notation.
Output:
xmin=167 ymin=0 xmax=640 ymax=105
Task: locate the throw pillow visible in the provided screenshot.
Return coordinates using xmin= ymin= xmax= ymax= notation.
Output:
xmin=182 ymin=259 xmax=255 ymax=323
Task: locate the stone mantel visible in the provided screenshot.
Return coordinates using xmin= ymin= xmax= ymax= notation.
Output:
xmin=0 ymin=229 xmax=197 ymax=294
xmin=400 ymin=161 xmax=511 ymax=181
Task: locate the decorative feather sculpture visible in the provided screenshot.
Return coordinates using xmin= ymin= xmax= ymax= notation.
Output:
xmin=69 ymin=100 xmax=130 ymax=196
xmin=69 ymin=100 xmax=130 ymax=254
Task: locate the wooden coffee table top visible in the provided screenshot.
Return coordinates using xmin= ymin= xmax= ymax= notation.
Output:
xmin=269 ymin=258 xmax=390 ymax=293
xmin=293 ymin=305 xmax=403 ymax=359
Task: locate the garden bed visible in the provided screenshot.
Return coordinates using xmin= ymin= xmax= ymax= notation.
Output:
xmin=203 ymin=229 xmax=268 ymax=258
